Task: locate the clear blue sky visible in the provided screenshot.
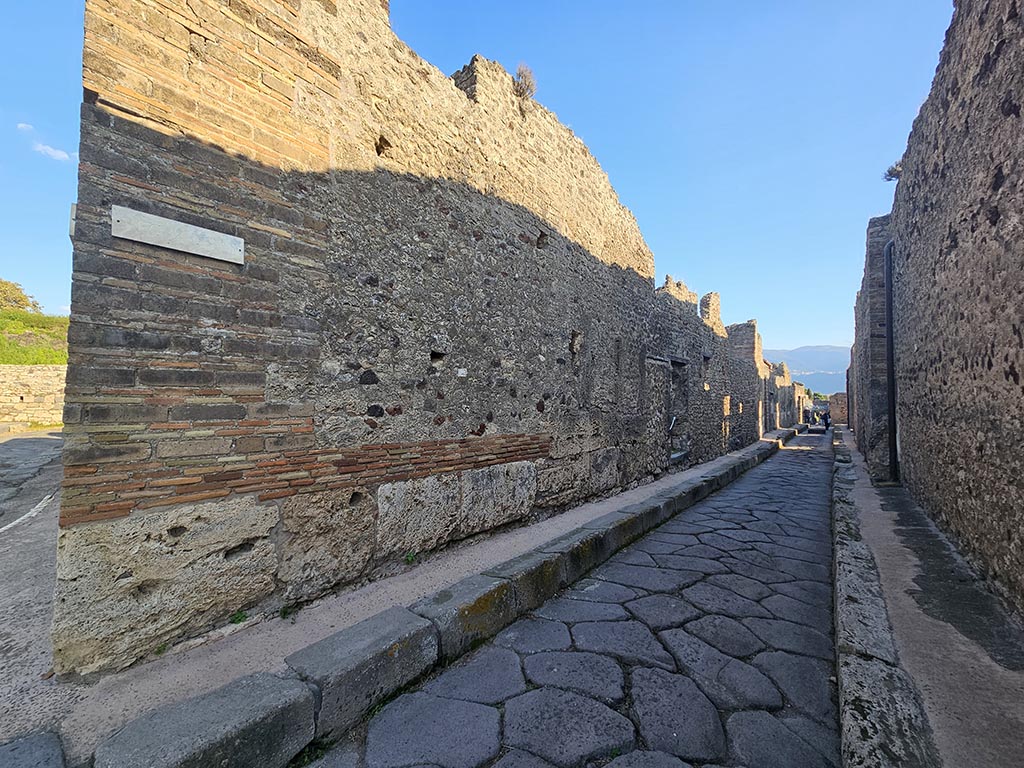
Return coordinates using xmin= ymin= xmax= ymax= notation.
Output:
xmin=0 ymin=1 xmax=952 ymax=349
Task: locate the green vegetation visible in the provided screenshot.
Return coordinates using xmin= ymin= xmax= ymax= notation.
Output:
xmin=0 ymin=309 xmax=69 ymax=364
xmin=228 ymin=610 xmax=249 ymax=624
xmin=0 ymin=278 xmax=42 ymax=312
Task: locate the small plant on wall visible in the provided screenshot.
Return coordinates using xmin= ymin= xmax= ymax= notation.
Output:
xmin=512 ymin=63 xmax=536 ymax=99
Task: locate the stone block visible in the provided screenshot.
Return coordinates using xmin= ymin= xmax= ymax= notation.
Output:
xmin=278 ymin=489 xmax=376 ymax=603
xmin=410 ymin=574 xmax=518 ymax=662
xmin=51 ymin=495 xmax=279 ymax=674
xmin=93 ymin=673 xmax=313 ymax=768
xmin=0 ymin=732 xmax=65 ymax=768
xmin=285 ymin=606 xmax=438 ymax=739
xmin=483 ymin=549 xmax=568 ymax=612
xmin=540 ymin=528 xmax=614 ymax=583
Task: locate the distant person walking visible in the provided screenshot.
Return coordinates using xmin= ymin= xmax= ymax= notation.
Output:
xmin=823 ymin=410 xmax=831 ymax=429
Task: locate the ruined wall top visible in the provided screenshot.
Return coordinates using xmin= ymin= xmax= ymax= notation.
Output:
xmin=80 ymin=0 xmax=654 ymax=278
xmin=658 ymin=275 xmax=698 ymax=306
xmin=699 ymin=292 xmax=727 ymax=337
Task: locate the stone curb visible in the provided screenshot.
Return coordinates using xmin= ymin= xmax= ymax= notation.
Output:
xmin=8 ymin=428 xmax=799 ymax=768
xmin=830 ymin=427 xmax=942 ymax=768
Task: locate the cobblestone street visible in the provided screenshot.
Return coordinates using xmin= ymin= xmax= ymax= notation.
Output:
xmin=318 ymin=432 xmax=837 ymax=768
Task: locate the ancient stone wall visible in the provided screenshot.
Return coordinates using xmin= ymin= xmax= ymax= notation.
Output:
xmin=58 ymin=0 xmax=804 ymax=673
xmin=794 ymin=383 xmax=810 ymax=424
xmin=886 ymin=0 xmax=1024 ymax=611
xmin=828 ymin=393 xmax=848 ymax=423
xmin=850 ymin=215 xmax=892 ymax=480
xmin=725 ymin=321 xmax=769 ymax=449
xmin=0 ymin=365 xmax=66 ymax=426
xmin=650 ymin=279 xmax=731 ymax=467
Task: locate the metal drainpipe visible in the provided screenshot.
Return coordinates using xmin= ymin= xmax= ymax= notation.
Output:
xmin=883 ymin=239 xmax=900 ymax=482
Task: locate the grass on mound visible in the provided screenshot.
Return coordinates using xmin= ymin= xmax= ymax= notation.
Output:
xmin=0 ymin=309 xmax=69 ymax=365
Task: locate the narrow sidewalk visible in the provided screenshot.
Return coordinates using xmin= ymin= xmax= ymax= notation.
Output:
xmin=842 ymin=429 xmax=1024 ymax=767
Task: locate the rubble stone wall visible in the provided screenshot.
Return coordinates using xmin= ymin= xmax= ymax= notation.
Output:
xmin=58 ymin=0 xmax=803 ymax=673
xmin=850 ymin=215 xmax=892 ymax=480
xmin=725 ymin=321 xmax=770 ymax=449
xmin=865 ymin=0 xmax=1024 ymax=609
xmin=829 ymin=393 xmax=848 ymax=423
xmin=0 ymin=365 xmax=66 ymax=426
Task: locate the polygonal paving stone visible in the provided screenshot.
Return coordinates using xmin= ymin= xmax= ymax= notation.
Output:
xmin=630 ymin=667 xmax=725 ymax=763
xmin=728 ymin=548 xmax=782 ymax=569
xmin=625 ymin=594 xmax=703 ymax=630
xmin=705 ymin=573 xmax=773 ymax=601
xmin=592 ymin=564 xmax=701 ymax=593
xmin=752 ymin=651 xmax=836 ymax=725
xmin=572 ymin=620 xmax=675 ymax=669
xmin=652 ymin=554 xmax=730 ymax=574
xmin=504 ymin=688 xmax=635 ymax=768
xmin=754 ymin=542 xmax=829 ymax=565
xmin=633 ymin=538 xmax=689 ymax=555
xmin=716 ymin=529 xmax=767 ymax=542
xmin=534 ymin=597 xmax=629 ymax=623
xmin=779 ymin=715 xmax=840 ymax=766
xmin=697 ymin=533 xmax=753 ymax=552
xmin=657 ymin=522 xmax=713 ymax=536
xmin=307 ymin=739 xmax=361 ymax=768
xmin=716 ymin=518 xmax=757 ymax=528
xmin=611 ymin=550 xmax=660 ymax=567
xmin=743 ymin=618 xmax=832 ymax=659
xmin=605 ymin=751 xmax=692 ymax=768
xmin=688 ymin=516 xmax=741 ymax=530
xmin=523 ymin=651 xmax=625 ymax=704
xmin=773 ymin=580 xmax=832 ymax=608
xmin=680 ymin=583 xmax=772 ymax=619
xmin=720 ymin=558 xmax=795 ymax=584
xmin=671 ymin=544 xmax=728 ymax=560
xmin=769 ymin=535 xmax=830 ymax=555
xmin=659 ymin=630 xmax=782 ymax=710
xmin=493 ymin=750 xmax=556 ymax=768
xmin=494 ymin=618 xmax=571 ymax=654
xmin=761 ymin=594 xmax=831 ymax=630
xmin=725 ymin=711 xmax=831 ymax=768
xmin=421 ymin=646 xmax=526 ymax=704
xmin=684 ymin=615 xmax=765 ymax=658
xmin=761 ymin=557 xmax=830 ymax=583
xmin=648 ymin=532 xmax=702 ymax=547
xmin=746 ymin=521 xmax=787 ymax=536
xmin=365 ymin=692 xmax=499 ymax=768
xmin=565 ymin=579 xmax=641 ymax=603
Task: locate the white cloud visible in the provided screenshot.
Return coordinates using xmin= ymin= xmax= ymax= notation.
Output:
xmin=16 ymin=122 xmax=33 ymax=132
xmin=32 ymin=142 xmax=71 ymax=161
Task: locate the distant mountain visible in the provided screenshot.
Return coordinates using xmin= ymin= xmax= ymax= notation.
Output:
xmin=763 ymin=345 xmax=849 ymax=395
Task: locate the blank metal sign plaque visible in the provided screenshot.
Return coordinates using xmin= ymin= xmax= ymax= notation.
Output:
xmin=110 ymin=205 xmax=245 ymax=264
